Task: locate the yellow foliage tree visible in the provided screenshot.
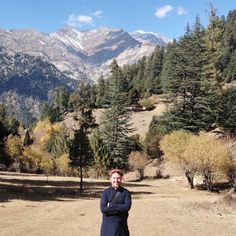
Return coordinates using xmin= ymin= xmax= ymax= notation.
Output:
xmin=40 ymin=154 xmax=54 ymax=175
xmin=183 ymin=133 xmax=230 ymax=191
xmin=54 ymin=153 xmax=71 ymax=176
xmin=23 ymin=144 xmax=54 ymax=174
xmin=33 ymin=118 xmax=53 ymax=145
xmin=220 ymin=138 xmax=236 ymax=187
xmin=160 ymin=130 xmax=195 ymax=188
xmin=129 ymin=151 xmax=148 ymax=178
xmin=6 ymin=134 xmax=23 ymax=168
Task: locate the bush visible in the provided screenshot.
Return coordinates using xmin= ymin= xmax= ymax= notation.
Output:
xmin=54 ymin=153 xmax=71 ymax=176
xmin=129 ymin=151 xmax=148 ymax=178
xmin=221 ymin=138 xmax=236 ymax=187
xmin=139 ymin=98 xmax=155 ymax=110
xmin=23 ymin=145 xmax=54 ymax=174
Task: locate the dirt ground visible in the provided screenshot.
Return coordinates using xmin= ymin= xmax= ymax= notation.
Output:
xmin=0 ymin=171 xmax=236 ymax=236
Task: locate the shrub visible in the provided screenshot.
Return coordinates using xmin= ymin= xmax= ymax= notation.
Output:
xmin=221 ymin=138 xmax=236 ymax=187
xmin=6 ymin=134 xmax=23 ymax=165
xmin=54 ymin=153 xmax=71 ymax=176
xmin=129 ymin=151 xmax=148 ymax=178
xmin=23 ymin=145 xmax=54 ymax=174
xmin=139 ymin=98 xmax=155 ymax=110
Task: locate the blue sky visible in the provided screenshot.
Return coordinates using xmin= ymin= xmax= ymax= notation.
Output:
xmin=0 ymin=0 xmax=235 ymax=39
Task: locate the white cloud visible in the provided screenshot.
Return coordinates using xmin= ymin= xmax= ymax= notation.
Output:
xmin=177 ymin=6 xmax=187 ymax=16
xmin=94 ymin=10 xmax=103 ymax=18
xmin=155 ymin=5 xmax=174 ymax=18
xmin=78 ymin=15 xmax=93 ymax=24
xmin=66 ymin=14 xmax=93 ymax=27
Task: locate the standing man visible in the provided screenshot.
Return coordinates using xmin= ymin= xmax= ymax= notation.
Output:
xmin=100 ymin=169 xmax=132 ymax=236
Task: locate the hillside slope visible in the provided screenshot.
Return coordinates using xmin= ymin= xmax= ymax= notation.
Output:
xmin=93 ymin=102 xmax=166 ymax=140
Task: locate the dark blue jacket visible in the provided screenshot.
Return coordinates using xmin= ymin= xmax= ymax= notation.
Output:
xmin=100 ymin=186 xmax=132 ymax=236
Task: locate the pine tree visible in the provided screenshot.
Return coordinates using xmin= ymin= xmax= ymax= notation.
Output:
xmin=41 ymin=87 xmax=69 ymax=122
xmin=95 ymin=76 xmax=106 ymax=107
xmin=202 ymin=6 xmax=224 ymax=87
xmin=201 ymin=7 xmax=225 ymax=128
xmin=221 ymin=10 xmax=236 ymax=82
xmin=217 ymin=88 xmax=236 ymax=132
xmin=132 ymin=57 xmax=146 ymax=97
xmin=160 ymin=18 xmax=215 ymax=132
xmin=89 ymin=127 xmax=109 ymax=177
xmin=69 ymin=81 xmax=95 ymax=192
xmin=23 ymin=129 xmax=33 ymax=147
xmin=52 ymin=87 xmax=69 ymax=116
xmin=144 ymin=46 xmax=164 ymax=95
xmin=100 ymin=60 xmax=134 ymax=169
xmin=70 ymin=123 xmax=92 ymax=193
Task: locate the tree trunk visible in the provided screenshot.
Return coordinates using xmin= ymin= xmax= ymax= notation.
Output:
xmin=185 ymin=170 xmax=194 ymax=189
xmin=203 ymin=172 xmax=213 ymax=191
xmin=80 ymin=163 xmax=83 ymax=194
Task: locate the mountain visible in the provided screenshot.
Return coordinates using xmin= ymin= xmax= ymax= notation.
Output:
xmin=0 ymin=46 xmax=76 ymax=124
xmin=0 ymin=27 xmax=171 ymax=124
xmin=0 ymin=27 xmax=171 ymax=81
xmin=131 ymin=30 xmax=172 ymax=46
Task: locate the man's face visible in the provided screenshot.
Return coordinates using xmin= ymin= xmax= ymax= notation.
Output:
xmin=111 ymin=172 xmax=122 ymax=189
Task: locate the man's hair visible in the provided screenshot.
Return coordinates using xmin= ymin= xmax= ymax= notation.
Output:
xmin=109 ymin=169 xmax=124 ymax=177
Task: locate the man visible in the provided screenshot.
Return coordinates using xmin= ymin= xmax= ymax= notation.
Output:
xmin=100 ymin=169 xmax=132 ymax=236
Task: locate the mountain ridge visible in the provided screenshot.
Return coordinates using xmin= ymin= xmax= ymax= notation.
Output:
xmin=0 ymin=26 xmax=171 ymax=81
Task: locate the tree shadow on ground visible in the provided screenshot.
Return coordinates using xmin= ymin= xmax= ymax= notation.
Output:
xmin=0 ymin=172 xmax=154 ymax=203
xmin=195 ymin=182 xmax=232 ymax=192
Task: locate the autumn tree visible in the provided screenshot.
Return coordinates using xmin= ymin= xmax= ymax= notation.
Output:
xmin=128 ymin=151 xmax=148 ymax=178
xmin=160 ymin=130 xmax=196 ymax=188
xmin=6 ymin=134 xmax=24 ymax=171
xmin=183 ymin=133 xmax=230 ymax=191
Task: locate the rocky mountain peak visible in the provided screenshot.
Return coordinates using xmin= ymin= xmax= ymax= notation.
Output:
xmin=0 ymin=26 xmax=170 ymax=80
xmin=131 ymin=30 xmax=172 ymax=46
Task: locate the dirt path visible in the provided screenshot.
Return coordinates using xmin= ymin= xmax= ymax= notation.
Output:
xmin=0 ymin=173 xmax=236 ymax=236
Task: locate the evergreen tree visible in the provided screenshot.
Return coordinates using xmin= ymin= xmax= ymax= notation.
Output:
xmin=160 ymin=20 xmax=213 ymax=133
xmin=100 ymin=60 xmax=134 ymax=169
xmin=51 ymin=87 xmax=69 ymax=116
xmin=144 ymin=46 xmax=164 ymax=95
xmin=69 ymin=81 xmax=95 ymax=192
xmin=132 ymin=57 xmax=146 ymax=97
xmin=95 ymin=76 xmax=106 ymax=107
xmin=218 ymin=88 xmax=236 ymax=132
xmin=201 ymin=7 xmax=225 ymax=128
xmin=41 ymin=87 xmax=69 ymax=122
xmin=70 ymin=123 xmax=92 ymax=192
xmin=90 ymin=127 xmax=109 ymax=177
xmin=46 ymin=125 xmax=69 ymax=158
xmin=202 ymin=6 xmax=224 ymax=87
xmin=222 ymin=51 xmax=236 ymax=82
xmin=23 ymin=129 xmax=33 ymax=147
xmin=221 ymin=10 xmax=236 ymax=81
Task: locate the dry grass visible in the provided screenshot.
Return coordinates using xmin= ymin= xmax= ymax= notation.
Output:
xmin=1 ymin=170 xmax=236 ymax=236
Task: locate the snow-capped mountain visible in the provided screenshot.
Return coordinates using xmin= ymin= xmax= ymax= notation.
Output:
xmin=0 ymin=27 xmax=170 ymax=81
xmin=131 ymin=30 xmax=172 ymax=46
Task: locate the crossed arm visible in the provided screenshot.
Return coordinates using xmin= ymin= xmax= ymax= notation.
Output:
xmin=100 ymin=190 xmax=132 ymax=214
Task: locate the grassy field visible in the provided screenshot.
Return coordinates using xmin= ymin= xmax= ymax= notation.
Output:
xmin=0 ymin=170 xmax=236 ymax=236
